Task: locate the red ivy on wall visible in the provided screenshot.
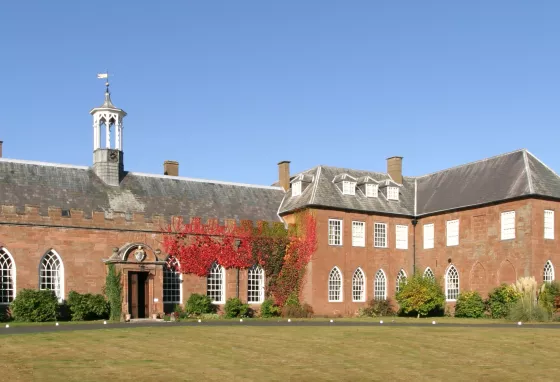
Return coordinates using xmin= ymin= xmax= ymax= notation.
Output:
xmin=161 ymin=213 xmax=317 ymax=306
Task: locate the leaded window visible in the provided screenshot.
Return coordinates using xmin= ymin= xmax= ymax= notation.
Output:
xmin=207 ymin=262 xmax=225 ymax=304
xmin=445 ymin=265 xmax=459 ymax=301
xmin=40 ymin=250 xmax=64 ymax=301
xmin=352 ymin=268 xmax=365 ymax=302
xmin=247 ymin=265 xmax=265 ymax=303
xmin=0 ymin=248 xmax=15 ymax=304
xmin=328 ymin=267 xmax=342 ymax=302
xmin=374 ymin=269 xmax=387 ymax=300
xmin=163 ymin=258 xmax=181 ymax=304
xmin=374 ymin=223 xmax=387 ymax=248
xmin=328 ymin=219 xmax=342 ymax=246
xmin=396 ymin=269 xmax=407 ymax=293
xmin=544 ymin=260 xmax=555 ymax=283
xmin=423 ymin=267 xmax=435 ymax=281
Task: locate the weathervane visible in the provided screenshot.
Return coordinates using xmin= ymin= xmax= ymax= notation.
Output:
xmin=97 ymin=70 xmax=110 ymax=93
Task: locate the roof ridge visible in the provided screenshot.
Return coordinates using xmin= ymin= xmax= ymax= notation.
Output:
xmin=310 ymin=166 xmax=322 ymax=204
xmin=523 ymin=150 xmax=534 ymax=194
xmin=525 ymin=149 xmax=560 ymax=179
xmin=413 ymin=148 xmax=527 ymax=179
xmin=0 ymin=158 xmax=89 ymax=170
xmin=128 ymin=172 xmax=284 ymax=190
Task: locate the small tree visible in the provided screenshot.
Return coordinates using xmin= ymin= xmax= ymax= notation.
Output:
xmin=396 ymin=273 xmax=445 ymax=318
xmin=104 ymin=264 xmax=122 ymax=321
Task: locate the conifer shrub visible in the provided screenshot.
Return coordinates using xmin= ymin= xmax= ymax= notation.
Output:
xmin=454 ymin=291 xmax=485 ymax=318
xmin=67 ymin=291 xmax=109 ymax=321
xmin=395 ymin=273 xmax=445 ymax=317
xmin=104 ymin=264 xmax=122 ymax=321
xmin=224 ymin=297 xmax=251 ymax=318
xmin=487 ymin=283 xmax=520 ymax=319
xmin=184 ymin=293 xmax=217 ymax=316
xmin=11 ymin=289 xmax=59 ymax=322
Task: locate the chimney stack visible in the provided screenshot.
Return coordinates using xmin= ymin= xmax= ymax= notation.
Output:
xmin=164 ymin=160 xmax=179 ymax=176
xmin=0 ymin=141 xmax=3 ymax=158
xmin=386 ymin=156 xmax=403 ymax=184
xmin=278 ymin=161 xmax=291 ymax=191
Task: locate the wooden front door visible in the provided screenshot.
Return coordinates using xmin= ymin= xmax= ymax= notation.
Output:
xmin=128 ymin=272 xmax=150 ymax=318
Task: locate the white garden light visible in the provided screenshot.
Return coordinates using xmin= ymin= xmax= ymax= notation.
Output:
xmin=518 ymin=321 xmax=522 ymax=326
xmin=288 ymin=319 xmax=291 ymax=323
xmin=55 ymin=322 xmax=59 ymax=326
xmin=198 ymin=319 xmax=201 ymax=323
xmin=240 ymin=319 xmax=243 ymax=323
xmin=5 ymin=324 xmax=9 ymax=328
xmin=379 ymin=320 xmax=383 ymax=324
xmin=432 ymin=321 xmax=436 ymax=325
xmin=329 ymin=319 xmax=333 ymax=323
xmin=103 ymin=321 xmax=107 ymax=325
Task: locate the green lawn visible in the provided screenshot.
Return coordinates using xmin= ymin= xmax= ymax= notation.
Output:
xmin=0 ymin=325 xmax=558 ymax=381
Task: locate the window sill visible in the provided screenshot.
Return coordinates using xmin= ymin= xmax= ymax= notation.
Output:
xmin=446 ymin=299 xmax=457 ymax=302
xmin=328 ymin=300 xmax=343 ymax=303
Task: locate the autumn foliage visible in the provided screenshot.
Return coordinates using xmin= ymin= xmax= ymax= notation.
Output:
xmin=161 ymin=213 xmax=316 ymax=306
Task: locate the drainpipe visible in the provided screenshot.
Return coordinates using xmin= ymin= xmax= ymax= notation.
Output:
xmin=411 ymin=218 xmax=418 ymax=274
xmin=236 ymin=268 xmax=240 ymax=298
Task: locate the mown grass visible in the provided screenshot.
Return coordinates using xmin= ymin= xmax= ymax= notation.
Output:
xmin=0 ymin=325 xmax=558 ymax=381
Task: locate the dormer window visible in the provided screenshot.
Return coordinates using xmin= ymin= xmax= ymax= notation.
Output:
xmin=292 ymin=181 xmax=302 ymax=197
xmin=387 ymin=186 xmax=399 ymax=200
xmin=342 ymin=181 xmax=356 ymax=195
xmin=366 ymin=184 xmax=378 ymax=197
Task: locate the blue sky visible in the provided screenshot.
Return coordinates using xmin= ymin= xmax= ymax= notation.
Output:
xmin=1 ymin=1 xmax=559 ymax=185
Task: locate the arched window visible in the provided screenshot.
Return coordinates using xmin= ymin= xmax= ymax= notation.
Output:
xmin=374 ymin=269 xmax=387 ymax=300
xmin=247 ymin=265 xmax=265 ymax=303
xmin=328 ymin=267 xmax=342 ymax=302
xmin=207 ymin=262 xmax=225 ymax=304
xmin=40 ymin=250 xmax=64 ymax=301
xmin=163 ymin=257 xmax=182 ymax=304
xmin=445 ymin=265 xmax=459 ymax=301
xmin=396 ymin=269 xmax=407 ymax=293
xmin=0 ymin=248 xmax=15 ymax=304
xmin=544 ymin=260 xmax=555 ymax=283
xmin=423 ymin=267 xmax=435 ymax=280
xmin=352 ymin=268 xmax=365 ymax=302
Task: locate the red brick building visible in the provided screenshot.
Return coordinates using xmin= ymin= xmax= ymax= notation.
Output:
xmin=1 ymin=89 xmax=559 ymax=318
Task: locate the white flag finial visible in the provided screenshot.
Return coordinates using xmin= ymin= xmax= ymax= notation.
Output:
xmin=97 ymin=73 xmax=108 ymax=79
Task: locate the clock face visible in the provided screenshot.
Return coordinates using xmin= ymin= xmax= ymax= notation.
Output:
xmin=109 ymin=151 xmax=118 ymax=162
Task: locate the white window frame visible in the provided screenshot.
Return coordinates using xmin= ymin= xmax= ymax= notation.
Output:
xmin=387 ymin=186 xmax=399 ymax=200
xmin=445 ymin=265 xmax=460 ymax=301
xmin=328 ymin=219 xmax=343 ymax=246
xmin=328 ymin=266 xmax=343 ymax=302
xmin=365 ymin=184 xmax=378 ymax=197
xmin=352 ymin=267 xmax=366 ymax=302
xmin=423 ymin=223 xmax=434 ymax=249
xmin=423 ymin=267 xmax=435 ymax=280
xmin=544 ymin=260 xmax=555 ymax=283
xmin=545 ymin=210 xmax=554 ymax=240
xmin=395 ymin=225 xmax=408 ymax=249
xmin=207 ymin=262 xmax=225 ymax=304
xmin=342 ymin=181 xmax=356 ymax=195
xmin=374 ymin=269 xmax=387 ymax=300
xmin=374 ymin=222 xmax=388 ymax=248
xmin=292 ymin=181 xmax=302 ymax=197
xmin=352 ymin=221 xmax=365 ymax=247
xmin=446 ymin=219 xmax=459 ymax=247
xmin=0 ymin=247 xmax=16 ymax=304
xmin=500 ymin=211 xmax=516 ymax=240
xmin=396 ymin=269 xmax=407 ymax=293
xmin=163 ymin=258 xmax=182 ymax=304
xmin=39 ymin=249 xmax=64 ymax=302
xmin=247 ymin=265 xmax=265 ymax=304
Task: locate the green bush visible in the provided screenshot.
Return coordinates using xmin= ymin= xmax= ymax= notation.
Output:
xmin=200 ymin=313 xmax=221 ymax=320
xmin=260 ymin=298 xmax=281 ymax=318
xmin=67 ymin=291 xmax=109 ymax=321
xmin=185 ymin=293 xmax=217 ymax=316
xmin=454 ymin=291 xmax=485 ymax=318
xmin=224 ymin=297 xmax=251 ymax=318
xmin=11 ymin=289 xmax=59 ymax=322
xmin=281 ymin=303 xmax=313 ymax=318
xmin=539 ymin=281 xmax=560 ymax=316
xmin=358 ymin=298 xmax=395 ymax=317
xmin=487 ymin=284 xmax=521 ymax=319
xmin=396 ymin=273 xmax=445 ymax=317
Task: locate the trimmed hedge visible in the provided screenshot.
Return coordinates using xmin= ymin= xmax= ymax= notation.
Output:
xmin=67 ymin=291 xmax=109 ymax=321
xmin=11 ymin=289 xmax=59 ymax=322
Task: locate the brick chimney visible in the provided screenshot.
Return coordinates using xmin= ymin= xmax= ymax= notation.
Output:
xmin=0 ymin=141 xmax=3 ymax=158
xmin=387 ymin=156 xmax=403 ymax=184
xmin=278 ymin=161 xmax=291 ymax=191
xmin=164 ymin=160 xmax=179 ymax=176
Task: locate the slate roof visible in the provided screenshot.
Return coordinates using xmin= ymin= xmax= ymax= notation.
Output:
xmin=278 ymin=149 xmax=560 ymax=217
xmin=0 ymin=159 xmax=285 ymax=223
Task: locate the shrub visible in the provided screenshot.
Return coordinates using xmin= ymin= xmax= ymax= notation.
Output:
xmin=260 ymin=298 xmax=281 ymax=318
xmin=508 ymin=277 xmax=549 ymax=322
xmin=539 ymin=281 xmax=560 ymax=316
xmin=454 ymin=291 xmax=485 ymax=318
xmin=185 ymin=293 xmax=217 ymax=316
xmin=281 ymin=303 xmax=313 ymax=318
xmin=104 ymin=264 xmax=122 ymax=321
xmin=67 ymin=291 xmax=109 ymax=321
xmin=11 ymin=289 xmax=59 ymax=322
xmin=487 ymin=284 xmax=521 ymax=319
xmin=396 ymin=273 xmax=445 ymax=317
xmin=359 ymin=298 xmax=395 ymax=317
xmin=200 ymin=313 xmax=221 ymax=320
xmin=224 ymin=297 xmax=251 ymax=318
